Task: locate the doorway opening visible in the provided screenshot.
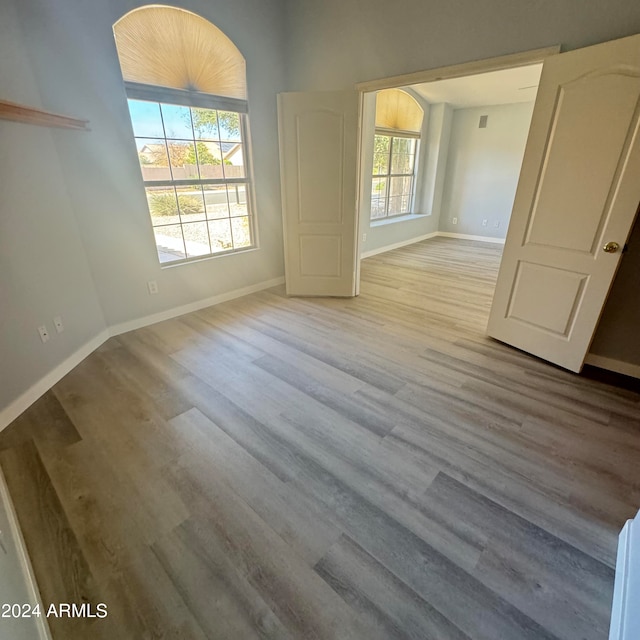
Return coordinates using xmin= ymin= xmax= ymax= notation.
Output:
xmin=354 ymin=39 xmax=640 ymax=379
xmin=277 ymin=40 xmax=640 ymax=377
xmin=358 ymin=62 xmax=542 ymax=260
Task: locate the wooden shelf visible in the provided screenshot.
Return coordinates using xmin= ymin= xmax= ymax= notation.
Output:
xmin=0 ymin=99 xmax=89 ymax=130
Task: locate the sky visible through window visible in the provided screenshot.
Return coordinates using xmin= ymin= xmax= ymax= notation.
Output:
xmin=128 ymin=100 xmax=240 ymax=152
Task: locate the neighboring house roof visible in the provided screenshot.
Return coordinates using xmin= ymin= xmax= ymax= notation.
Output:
xmin=138 ymin=140 xmax=243 ymax=165
xmin=201 ymin=141 xmax=222 ymax=156
xmin=139 ymin=143 xmax=162 ymax=153
xmin=223 ymin=143 xmax=242 ymax=163
xmin=138 ymin=143 xmax=166 ymax=161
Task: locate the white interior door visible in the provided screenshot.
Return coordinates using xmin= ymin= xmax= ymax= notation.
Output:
xmin=278 ymin=91 xmax=359 ymax=296
xmin=488 ymin=34 xmax=640 ymax=372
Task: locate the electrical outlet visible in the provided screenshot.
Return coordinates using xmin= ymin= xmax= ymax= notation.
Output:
xmin=493 ymin=221 xmax=500 ymax=228
xmin=452 ymin=217 xmax=458 ymax=225
xmin=482 ymin=219 xmax=488 ymax=227
xmin=53 ymin=316 xmax=64 ymax=333
xmin=362 ymin=233 xmax=367 ymax=242
xmin=38 ymin=325 xmax=50 ymax=343
xmin=148 ymin=280 xmax=159 ymax=295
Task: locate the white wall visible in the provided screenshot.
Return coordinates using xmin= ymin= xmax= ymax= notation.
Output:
xmin=0 ymin=0 xmax=107 ymax=415
xmin=1 ymin=0 xmax=287 ymax=420
xmin=418 ymin=103 xmax=454 ymax=226
xmin=439 ymin=102 xmax=535 ymax=239
xmin=285 ymin=0 xmax=640 ymax=91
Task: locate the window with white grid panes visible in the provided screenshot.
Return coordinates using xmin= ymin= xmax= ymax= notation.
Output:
xmin=127 ymin=97 xmax=255 ymax=264
xmin=371 ymin=132 xmax=418 ymax=220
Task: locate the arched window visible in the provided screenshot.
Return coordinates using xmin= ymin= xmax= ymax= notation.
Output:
xmin=114 ymin=6 xmax=255 ymax=264
xmin=371 ymin=89 xmax=424 ymax=219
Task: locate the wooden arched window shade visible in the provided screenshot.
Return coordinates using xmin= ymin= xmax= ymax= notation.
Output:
xmin=113 ymin=6 xmax=247 ymax=104
xmin=375 ymin=89 xmax=423 ymax=134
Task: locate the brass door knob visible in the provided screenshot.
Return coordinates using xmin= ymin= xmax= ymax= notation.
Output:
xmin=603 ymin=241 xmax=620 ymax=253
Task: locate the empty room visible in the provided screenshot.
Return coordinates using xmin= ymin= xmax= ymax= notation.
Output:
xmin=1 ymin=1 xmax=640 ymax=639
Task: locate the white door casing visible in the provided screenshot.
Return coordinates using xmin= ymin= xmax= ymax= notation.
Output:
xmin=488 ymin=34 xmax=640 ymax=372
xmin=278 ymin=91 xmax=360 ymax=297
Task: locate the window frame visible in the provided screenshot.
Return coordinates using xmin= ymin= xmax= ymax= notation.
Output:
xmin=370 ymin=127 xmax=420 ymax=221
xmin=126 ymin=81 xmax=257 ymax=266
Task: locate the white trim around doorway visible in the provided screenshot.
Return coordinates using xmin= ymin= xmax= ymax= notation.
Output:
xmin=355 ymin=46 xmax=561 ymax=93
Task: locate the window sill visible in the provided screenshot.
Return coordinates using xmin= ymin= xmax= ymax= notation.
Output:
xmin=159 ymin=245 xmax=259 ymax=269
xmin=370 ymin=213 xmax=430 ymax=227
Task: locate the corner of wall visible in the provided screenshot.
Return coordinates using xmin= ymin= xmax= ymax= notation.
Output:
xmin=0 ymin=330 xmax=110 ymax=431
xmin=0 ymin=275 xmax=285 ymax=432
xmin=420 ymin=102 xmax=453 ymax=227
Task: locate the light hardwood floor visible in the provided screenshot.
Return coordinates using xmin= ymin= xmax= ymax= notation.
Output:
xmin=1 ymin=237 xmax=639 ymax=639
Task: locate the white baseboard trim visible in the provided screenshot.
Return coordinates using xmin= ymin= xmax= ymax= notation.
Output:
xmin=437 ymin=232 xmax=506 ymax=244
xmin=361 ymin=232 xmax=439 ymax=258
xmin=584 ymin=353 xmax=640 ymax=380
xmin=0 ymin=277 xmax=285 ymax=432
xmin=0 ymin=466 xmax=53 ymax=640
xmin=361 ymin=231 xmax=505 ymax=258
xmin=108 ymin=276 xmax=285 ymax=337
xmin=0 ymin=330 xmax=110 ymax=432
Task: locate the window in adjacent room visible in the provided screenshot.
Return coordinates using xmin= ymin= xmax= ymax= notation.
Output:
xmin=371 ymin=89 xmax=424 ymax=220
xmin=114 ymin=6 xmax=256 ymax=265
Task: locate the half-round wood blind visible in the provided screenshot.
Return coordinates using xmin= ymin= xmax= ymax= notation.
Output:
xmin=113 ymin=6 xmax=247 ymax=100
xmin=375 ymin=89 xmax=423 ymax=133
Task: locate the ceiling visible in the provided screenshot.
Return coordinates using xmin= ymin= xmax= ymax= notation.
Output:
xmin=409 ymin=63 xmax=543 ymax=109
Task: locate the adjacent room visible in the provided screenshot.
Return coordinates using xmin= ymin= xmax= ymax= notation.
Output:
xmin=1 ymin=0 xmax=640 ymax=639
xmin=360 ymin=64 xmax=542 ymax=257
xmin=357 ymin=63 xmax=640 ymax=381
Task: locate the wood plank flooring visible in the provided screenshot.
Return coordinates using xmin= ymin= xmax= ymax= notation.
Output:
xmin=1 ymin=237 xmax=639 ymax=639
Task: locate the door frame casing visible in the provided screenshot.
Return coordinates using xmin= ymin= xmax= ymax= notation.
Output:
xmin=355 ymin=46 xmax=561 ymax=93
